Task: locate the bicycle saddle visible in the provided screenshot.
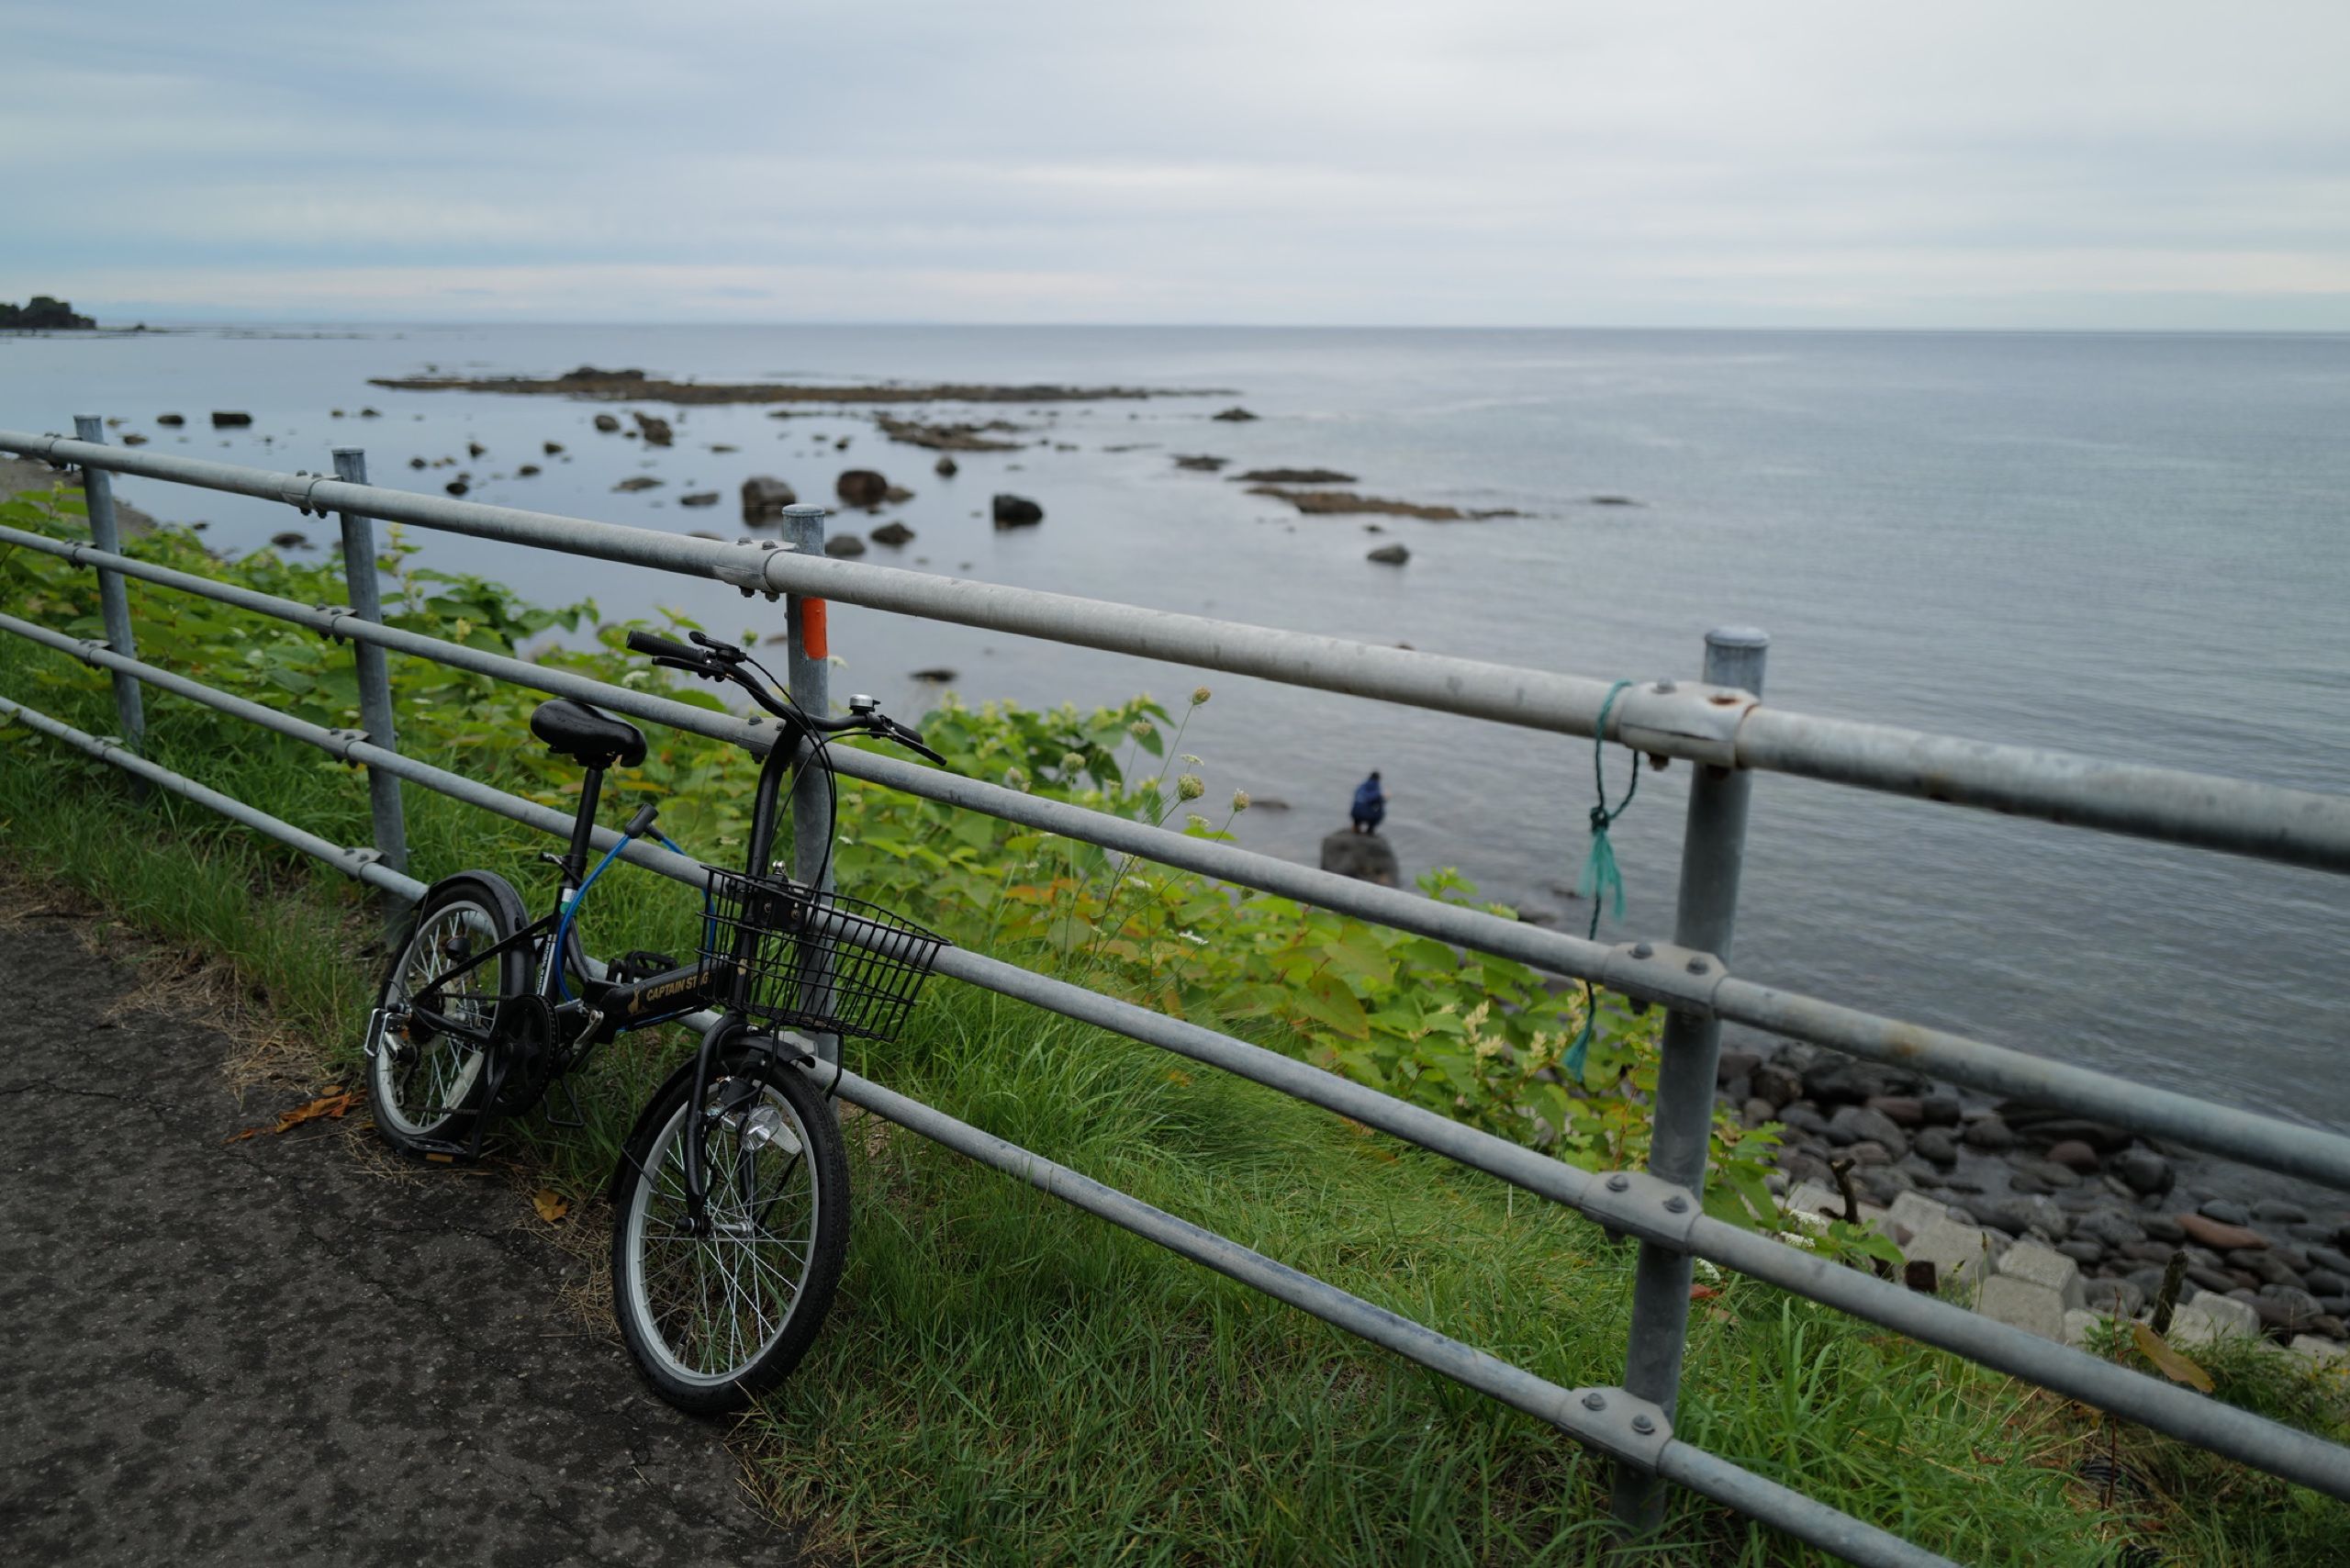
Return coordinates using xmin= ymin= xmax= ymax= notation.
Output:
xmin=530 ymin=698 xmax=646 ymax=769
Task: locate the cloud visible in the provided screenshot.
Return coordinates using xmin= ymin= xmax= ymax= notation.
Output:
xmin=5 ymin=0 xmax=2347 ymax=326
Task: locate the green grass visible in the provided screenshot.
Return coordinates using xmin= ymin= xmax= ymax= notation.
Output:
xmin=6 ymin=619 xmax=2348 ymax=1565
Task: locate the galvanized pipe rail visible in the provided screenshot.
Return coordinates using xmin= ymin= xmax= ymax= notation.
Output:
xmin=9 ymin=428 xmax=2350 ymax=872
xmin=8 ymin=520 xmax=2350 ymax=1194
xmin=6 ymin=423 xmax=2350 ymax=1562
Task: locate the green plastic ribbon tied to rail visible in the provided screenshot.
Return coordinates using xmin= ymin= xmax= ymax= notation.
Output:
xmin=1563 ymin=679 xmax=1639 ymax=1082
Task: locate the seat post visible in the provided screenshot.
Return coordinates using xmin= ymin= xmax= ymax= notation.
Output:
xmin=564 ymin=766 xmax=606 ymax=887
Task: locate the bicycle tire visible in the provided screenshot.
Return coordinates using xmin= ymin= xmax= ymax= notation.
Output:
xmin=365 ymin=871 xmax=529 ymax=1157
xmin=609 ymin=1040 xmax=849 ymax=1414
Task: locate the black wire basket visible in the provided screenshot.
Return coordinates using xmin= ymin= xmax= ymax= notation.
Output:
xmin=701 ymin=868 xmax=945 ymax=1043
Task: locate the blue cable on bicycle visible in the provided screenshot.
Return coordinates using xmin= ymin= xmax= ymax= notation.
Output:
xmin=553 ymin=827 xmax=713 ymax=1001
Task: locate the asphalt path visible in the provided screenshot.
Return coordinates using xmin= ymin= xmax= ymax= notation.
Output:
xmin=0 ymin=907 xmax=796 ymax=1565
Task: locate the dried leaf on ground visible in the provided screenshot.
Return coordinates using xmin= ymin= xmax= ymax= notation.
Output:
xmin=533 ymin=1190 xmax=571 ymax=1224
xmin=2131 ymin=1322 xmax=2215 ymax=1392
xmin=274 ymin=1090 xmax=360 ymax=1133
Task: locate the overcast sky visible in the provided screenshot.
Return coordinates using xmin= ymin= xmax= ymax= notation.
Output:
xmin=6 ymin=1 xmax=2347 ymax=328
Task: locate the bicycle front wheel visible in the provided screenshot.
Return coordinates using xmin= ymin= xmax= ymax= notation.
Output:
xmin=610 ymin=1046 xmax=849 ymax=1414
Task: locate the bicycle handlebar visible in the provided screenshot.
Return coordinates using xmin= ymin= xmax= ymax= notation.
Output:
xmin=625 ymin=630 xmax=946 ymax=764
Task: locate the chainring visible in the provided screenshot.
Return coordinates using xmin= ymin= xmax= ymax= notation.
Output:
xmin=486 ymin=992 xmax=556 ymax=1116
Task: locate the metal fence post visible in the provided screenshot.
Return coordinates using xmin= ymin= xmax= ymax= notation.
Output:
xmin=331 ymin=449 xmax=408 ymax=886
xmin=780 ymin=502 xmax=840 ymax=1069
xmin=71 ymin=415 xmax=145 ymax=755
xmin=1610 ymin=625 xmax=1769 ymax=1536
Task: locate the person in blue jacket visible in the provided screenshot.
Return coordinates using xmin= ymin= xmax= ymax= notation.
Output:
xmin=1349 ymin=770 xmax=1386 ymax=834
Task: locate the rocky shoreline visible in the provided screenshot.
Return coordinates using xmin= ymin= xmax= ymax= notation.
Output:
xmin=1732 ymin=1038 xmax=2350 ymax=1342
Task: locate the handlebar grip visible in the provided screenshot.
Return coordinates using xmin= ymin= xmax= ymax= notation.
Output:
xmin=625 ymin=630 xmax=701 ymax=663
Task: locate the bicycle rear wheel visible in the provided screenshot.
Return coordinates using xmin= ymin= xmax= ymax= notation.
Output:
xmin=365 ymin=872 xmax=527 ymax=1156
xmin=610 ymin=1042 xmax=849 ymax=1414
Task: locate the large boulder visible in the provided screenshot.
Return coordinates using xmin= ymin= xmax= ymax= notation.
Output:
xmin=992 ymin=493 xmax=1045 ymax=528
xmin=742 ymin=476 xmax=797 ymax=521
xmin=1320 ymin=830 xmax=1399 ymax=887
xmin=593 ymin=413 xmax=621 ymax=432
xmin=823 ymin=534 xmax=867 ymax=557
xmin=1367 ymin=544 xmax=1409 ymax=565
xmin=870 ymin=521 xmax=915 ymax=546
xmin=934 ymin=455 xmax=958 ymax=477
xmin=633 ymin=412 xmax=674 ymax=446
xmin=836 ymin=469 xmax=890 ymax=509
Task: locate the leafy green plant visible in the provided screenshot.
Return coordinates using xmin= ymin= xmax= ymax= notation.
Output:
xmin=0 ymin=486 xmax=1780 ymax=1220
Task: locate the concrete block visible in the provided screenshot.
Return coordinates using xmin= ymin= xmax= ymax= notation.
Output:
xmin=2063 ymin=1309 xmax=2107 ymax=1349
xmin=1888 ymin=1190 xmax=1951 ymax=1238
xmin=1979 ymin=1274 xmax=2067 ymax=1341
xmin=1784 ymin=1181 xmax=1844 ymax=1220
xmin=2288 ymin=1334 xmax=2348 ymax=1368
xmin=2168 ymin=1289 xmax=2260 ymax=1348
xmin=1902 ymin=1216 xmax=1994 ymax=1294
xmin=1998 ymin=1240 xmax=2087 ymax=1311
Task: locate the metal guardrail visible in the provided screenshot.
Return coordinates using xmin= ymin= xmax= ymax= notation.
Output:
xmin=5 ymin=422 xmax=2349 ymax=1563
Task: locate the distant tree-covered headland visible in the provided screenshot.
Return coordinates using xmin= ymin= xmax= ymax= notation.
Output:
xmin=0 ymin=297 xmax=97 ymax=330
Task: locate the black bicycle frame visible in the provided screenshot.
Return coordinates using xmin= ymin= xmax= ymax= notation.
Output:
xmin=398 ymin=717 xmax=820 ymax=1215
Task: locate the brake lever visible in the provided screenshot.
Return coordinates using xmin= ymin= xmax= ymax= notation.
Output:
xmin=881 ymin=720 xmax=947 ymax=767
xmin=650 ymin=654 xmax=722 ymax=682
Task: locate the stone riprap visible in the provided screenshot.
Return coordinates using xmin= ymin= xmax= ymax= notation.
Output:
xmin=1774 ymin=1182 xmax=2347 ymax=1370
xmin=1731 ymin=1038 xmax=2350 ymax=1343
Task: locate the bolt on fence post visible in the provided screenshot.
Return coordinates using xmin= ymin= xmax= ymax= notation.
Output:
xmin=1609 ymin=624 xmax=1769 ymax=1538
xmin=72 ymin=415 xmax=146 ymax=759
xmin=781 ymin=503 xmax=840 ymax=1070
xmin=331 ymin=449 xmax=409 ymax=901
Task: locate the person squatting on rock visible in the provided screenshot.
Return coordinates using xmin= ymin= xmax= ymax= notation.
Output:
xmin=1350 ymin=771 xmax=1386 ymax=834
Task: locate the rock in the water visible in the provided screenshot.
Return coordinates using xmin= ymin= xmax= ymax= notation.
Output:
xmin=741 ymin=476 xmax=797 ymax=521
xmin=823 ymin=533 xmax=867 ymax=557
xmin=992 ymin=493 xmax=1045 ymax=528
xmin=882 ymin=485 xmax=915 ymax=504
xmin=870 ymin=521 xmax=914 ymax=546
xmin=613 ymin=476 xmax=664 ymax=492
xmin=119 ymin=432 xmax=147 ymax=446
xmin=467 ymin=441 xmax=487 ymax=458
xmin=443 ymin=480 xmax=468 ymax=497
xmin=593 ymin=413 xmax=622 ymax=432
xmin=408 ymin=456 xmax=427 ymax=469
xmin=1211 ymin=407 xmax=1259 ymax=421
xmin=1321 ymin=830 xmax=1400 ymax=887
xmin=1367 ymin=543 xmax=1409 ymax=565
xmin=2177 ymin=1212 xmax=2266 ymax=1252
xmin=934 ymin=456 xmax=958 ymax=477
xmin=1232 ymin=467 xmax=1357 ymax=484
xmin=836 ymin=470 xmax=890 ymax=509
xmin=516 ymin=464 xmax=541 ymax=476
xmin=543 ymin=441 xmax=565 ymax=455
xmin=634 ymin=412 xmax=674 ymax=446
xmin=156 ymin=413 xmax=185 ymax=427
xmin=1172 ymin=454 xmax=1227 ymax=471
xmin=911 ymin=667 xmax=957 ymax=683
xmin=268 ymin=531 xmax=311 ymax=549
xmin=210 ymin=411 xmax=252 ymax=428
xmin=678 ymin=491 xmax=719 ymax=508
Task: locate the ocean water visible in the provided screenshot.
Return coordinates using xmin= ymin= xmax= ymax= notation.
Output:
xmin=6 ymin=324 xmax=2349 ymax=1133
